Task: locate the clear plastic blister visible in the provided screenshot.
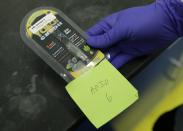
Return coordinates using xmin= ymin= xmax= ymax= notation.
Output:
xmin=20 ymin=7 xmax=105 ymax=82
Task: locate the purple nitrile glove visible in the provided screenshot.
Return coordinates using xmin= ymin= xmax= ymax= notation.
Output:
xmin=87 ymin=0 xmax=183 ymax=68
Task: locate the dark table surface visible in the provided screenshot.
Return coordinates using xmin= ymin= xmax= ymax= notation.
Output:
xmin=0 ymin=0 xmax=153 ymax=131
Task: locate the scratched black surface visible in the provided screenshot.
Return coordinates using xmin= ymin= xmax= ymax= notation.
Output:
xmin=0 ymin=0 xmax=153 ymax=131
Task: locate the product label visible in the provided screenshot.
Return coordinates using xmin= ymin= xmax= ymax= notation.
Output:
xmin=30 ymin=13 xmax=57 ymax=34
xmin=27 ymin=11 xmax=104 ymax=78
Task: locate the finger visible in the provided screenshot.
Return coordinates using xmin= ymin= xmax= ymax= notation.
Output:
xmin=104 ymin=40 xmax=148 ymax=63
xmin=87 ymin=11 xmax=119 ymax=36
xmin=104 ymin=44 xmax=124 ymax=61
xmin=87 ymin=22 xmax=105 ymax=36
xmin=87 ymin=20 xmax=111 ymax=36
xmin=117 ymin=40 xmax=167 ymax=56
xmin=110 ymin=53 xmax=135 ymax=69
xmin=104 ymin=12 xmax=119 ymax=26
xmin=87 ymin=23 xmax=129 ymax=48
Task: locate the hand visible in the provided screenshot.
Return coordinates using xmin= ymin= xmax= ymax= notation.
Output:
xmin=87 ymin=0 xmax=183 ymax=68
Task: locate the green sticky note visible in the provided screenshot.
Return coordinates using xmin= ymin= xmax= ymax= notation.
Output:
xmin=66 ymin=59 xmax=138 ymax=128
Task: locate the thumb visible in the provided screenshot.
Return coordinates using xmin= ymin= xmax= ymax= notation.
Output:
xmin=87 ymin=24 xmax=129 ymax=49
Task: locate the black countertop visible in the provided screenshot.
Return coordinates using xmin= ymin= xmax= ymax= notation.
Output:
xmin=0 ymin=0 xmax=153 ymax=131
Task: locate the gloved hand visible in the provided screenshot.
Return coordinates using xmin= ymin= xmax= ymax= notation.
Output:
xmin=87 ymin=0 xmax=183 ymax=68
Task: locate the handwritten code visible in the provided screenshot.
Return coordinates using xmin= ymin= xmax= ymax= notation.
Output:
xmin=90 ymin=79 xmax=112 ymax=103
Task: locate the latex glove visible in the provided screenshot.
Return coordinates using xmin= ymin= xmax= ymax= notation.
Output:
xmin=87 ymin=0 xmax=183 ymax=68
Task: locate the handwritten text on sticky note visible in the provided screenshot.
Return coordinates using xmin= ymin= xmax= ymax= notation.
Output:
xmin=66 ymin=59 xmax=138 ymax=128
